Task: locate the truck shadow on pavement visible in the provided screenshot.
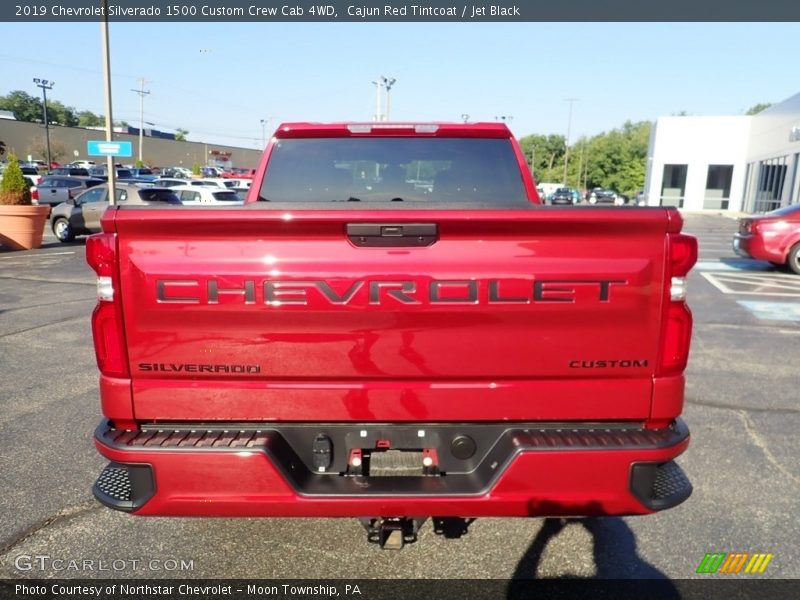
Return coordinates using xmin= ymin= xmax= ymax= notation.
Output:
xmin=507 ymin=505 xmax=680 ymax=598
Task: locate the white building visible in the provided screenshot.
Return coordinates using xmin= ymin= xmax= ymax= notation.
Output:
xmin=644 ymin=92 xmax=800 ymax=213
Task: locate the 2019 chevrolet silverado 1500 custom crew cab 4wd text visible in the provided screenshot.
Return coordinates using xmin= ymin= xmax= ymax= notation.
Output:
xmin=88 ymin=122 xmax=697 ymax=548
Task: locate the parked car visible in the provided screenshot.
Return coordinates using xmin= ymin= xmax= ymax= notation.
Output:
xmin=32 ymin=176 xmax=106 ymax=208
xmin=50 ymin=167 xmax=91 ymax=177
xmin=222 ymin=167 xmax=256 ymax=179
xmin=171 ymin=185 xmax=244 ymax=206
xmin=222 ymin=177 xmax=252 ymax=189
xmin=550 ymin=187 xmax=575 ymax=205
xmin=589 ymin=188 xmax=625 ymax=205
xmin=68 ymin=160 xmax=97 ymax=170
xmin=19 ymin=166 xmax=42 ymax=186
xmin=89 ymin=166 xmax=134 ymax=180
xmin=733 ymin=204 xmax=800 ymax=274
xmin=160 ymin=166 xmax=192 ymax=179
xmin=189 ymin=177 xmax=237 ymax=189
xmin=201 ymin=166 xmax=224 ymax=177
xmin=152 ymin=177 xmax=189 ymax=188
xmin=128 ymin=168 xmax=158 ymax=182
xmin=50 ymin=183 xmax=181 ymax=242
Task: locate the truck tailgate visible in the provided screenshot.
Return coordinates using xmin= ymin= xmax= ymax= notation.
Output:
xmin=109 ymin=207 xmax=673 ymax=422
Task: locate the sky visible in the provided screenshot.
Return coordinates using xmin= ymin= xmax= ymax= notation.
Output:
xmin=1 ymin=22 xmax=799 ymax=149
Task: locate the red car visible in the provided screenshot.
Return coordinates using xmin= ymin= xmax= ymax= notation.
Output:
xmin=733 ymin=204 xmax=800 ymax=274
xmin=222 ymin=167 xmax=256 ymax=179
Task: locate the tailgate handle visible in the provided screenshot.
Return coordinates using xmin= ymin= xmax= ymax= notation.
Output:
xmin=347 ymin=223 xmax=438 ymax=247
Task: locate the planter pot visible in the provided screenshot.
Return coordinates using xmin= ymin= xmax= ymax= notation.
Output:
xmin=0 ymin=205 xmax=50 ymax=250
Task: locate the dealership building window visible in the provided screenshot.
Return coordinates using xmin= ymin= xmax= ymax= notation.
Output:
xmin=704 ymin=165 xmax=733 ymax=210
xmin=645 ymin=90 xmax=800 ymax=212
xmin=660 ymin=164 xmax=688 ymax=207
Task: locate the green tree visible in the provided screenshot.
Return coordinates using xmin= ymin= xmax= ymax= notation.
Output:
xmin=518 ymin=133 xmax=566 ymax=182
xmin=0 ymin=91 xmax=43 ymax=122
xmin=175 ymin=128 xmax=189 ymax=142
xmin=77 ymin=110 xmax=104 ymax=127
xmin=0 ymin=154 xmax=32 ymax=205
xmin=745 ymin=103 xmax=772 ymax=115
xmin=47 ymin=100 xmax=78 ymax=126
xmin=192 ymin=162 xmax=201 ymax=176
xmin=580 ymin=120 xmax=651 ymax=195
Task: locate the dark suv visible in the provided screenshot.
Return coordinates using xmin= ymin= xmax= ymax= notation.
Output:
xmin=88 ymin=167 xmax=134 ymax=181
xmin=550 ymin=187 xmax=575 ymax=205
xmin=50 ymin=167 xmax=91 ymax=177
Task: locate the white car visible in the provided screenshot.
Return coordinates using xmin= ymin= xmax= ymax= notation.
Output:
xmin=190 ymin=177 xmax=238 ymax=189
xmin=225 ymin=178 xmax=252 ymax=189
xmin=172 ymin=185 xmax=243 ymax=206
xmin=68 ymin=160 xmax=97 ymax=170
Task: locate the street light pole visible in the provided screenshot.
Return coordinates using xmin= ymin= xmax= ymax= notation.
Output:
xmin=32 ymin=78 xmax=54 ymax=169
xmin=383 ymin=77 xmax=396 ymax=121
xmin=563 ymin=98 xmax=578 ymax=186
xmin=372 ymin=77 xmax=383 ymax=122
xmin=131 ymin=78 xmax=150 ymax=164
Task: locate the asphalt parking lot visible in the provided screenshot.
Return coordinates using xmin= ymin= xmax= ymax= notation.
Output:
xmin=0 ymin=213 xmax=797 ymax=580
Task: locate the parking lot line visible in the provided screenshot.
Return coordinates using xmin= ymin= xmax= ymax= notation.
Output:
xmin=694 ymin=260 xmax=771 ymax=271
xmin=0 ymin=251 xmax=75 ymax=260
xmin=701 ymin=271 xmax=800 ymax=296
xmin=737 ymin=300 xmax=800 ymax=322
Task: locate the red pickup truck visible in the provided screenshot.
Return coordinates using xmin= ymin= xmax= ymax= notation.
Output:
xmin=88 ymin=122 xmax=696 ymax=548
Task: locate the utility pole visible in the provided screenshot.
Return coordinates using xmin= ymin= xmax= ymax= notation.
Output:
xmin=32 ymin=78 xmax=54 ymax=169
xmin=383 ymin=77 xmax=396 ymax=121
xmin=100 ymin=0 xmax=116 ymax=204
xmin=131 ymin=78 xmax=150 ymax=164
xmin=260 ymin=116 xmax=273 ymax=148
xmin=563 ymin=98 xmax=578 ymax=186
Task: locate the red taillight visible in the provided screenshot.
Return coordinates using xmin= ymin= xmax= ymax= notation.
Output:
xmin=31 ymin=188 xmax=39 ymax=201
xmin=659 ymin=303 xmax=693 ymax=375
xmin=86 ymin=233 xmax=129 ymax=378
xmin=668 ymin=233 xmax=698 ymax=277
xmin=657 ymin=233 xmax=698 ymax=377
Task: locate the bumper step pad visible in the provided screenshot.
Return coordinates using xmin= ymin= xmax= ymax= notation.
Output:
xmin=92 ymin=462 xmax=155 ymax=512
xmin=630 ymin=460 xmax=692 ymax=511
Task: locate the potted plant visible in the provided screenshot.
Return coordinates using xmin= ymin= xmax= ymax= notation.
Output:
xmin=0 ymin=155 xmax=50 ymax=250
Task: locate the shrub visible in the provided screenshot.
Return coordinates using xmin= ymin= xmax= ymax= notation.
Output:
xmin=192 ymin=162 xmax=201 ymax=176
xmin=0 ymin=155 xmax=32 ymax=205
